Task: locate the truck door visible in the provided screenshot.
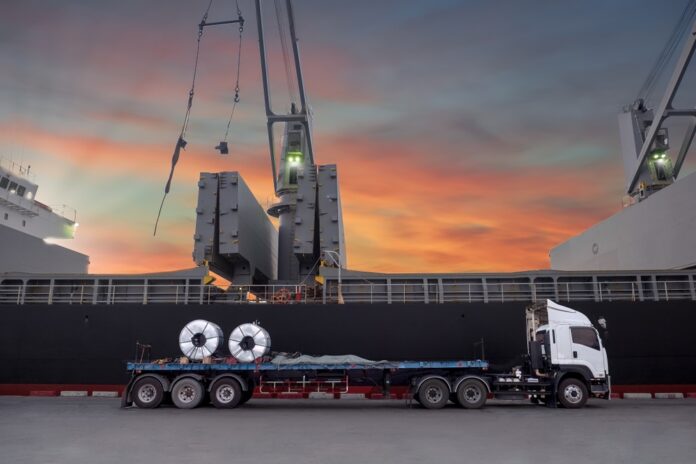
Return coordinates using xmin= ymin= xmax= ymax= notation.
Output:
xmin=569 ymin=327 xmax=606 ymax=378
xmin=550 ymin=325 xmax=574 ymax=364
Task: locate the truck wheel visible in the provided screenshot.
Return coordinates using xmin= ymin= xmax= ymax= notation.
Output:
xmin=456 ymin=379 xmax=487 ymax=409
xmin=417 ymin=379 xmax=449 ymax=409
xmin=558 ymin=378 xmax=588 ymax=409
xmin=210 ymin=379 xmax=242 ymax=409
xmin=171 ymin=378 xmax=205 ymax=409
xmin=132 ymin=377 xmax=164 ymax=409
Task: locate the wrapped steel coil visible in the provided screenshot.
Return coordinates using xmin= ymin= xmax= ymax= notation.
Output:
xmin=178 ymin=319 xmax=224 ymax=360
xmin=228 ymin=323 xmax=271 ymax=362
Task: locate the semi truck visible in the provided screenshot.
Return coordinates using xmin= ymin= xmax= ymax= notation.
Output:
xmin=121 ymin=300 xmax=610 ymax=410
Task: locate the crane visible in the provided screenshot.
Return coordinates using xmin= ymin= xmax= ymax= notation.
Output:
xmin=190 ymin=0 xmax=346 ymax=285
xmin=619 ymin=2 xmax=696 ymax=200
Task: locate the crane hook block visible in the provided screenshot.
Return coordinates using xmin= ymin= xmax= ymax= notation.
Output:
xmin=215 ymin=141 xmax=229 ymax=155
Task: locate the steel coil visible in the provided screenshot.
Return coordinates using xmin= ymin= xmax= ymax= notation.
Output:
xmin=228 ymin=323 xmax=271 ymax=362
xmin=178 ymin=319 xmax=224 ymax=360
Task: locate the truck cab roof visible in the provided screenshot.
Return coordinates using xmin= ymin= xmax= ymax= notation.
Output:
xmin=536 ymin=300 xmax=595 ymax=333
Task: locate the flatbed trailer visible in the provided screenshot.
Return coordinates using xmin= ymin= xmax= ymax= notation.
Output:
xmin=122 ymin=358 xmax=603 ymax=410
xmin=122 ymin=300 xmax=610 ymax=410
xmin=123 ymin=359 xmax=497 ymax=410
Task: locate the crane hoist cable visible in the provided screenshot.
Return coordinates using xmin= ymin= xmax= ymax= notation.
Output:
xmin=638 ymin=0 xmax=696 ymax=102
xmin=154 ymin=0 xmax=245 ymax=235
xmin=217 ymin=0 xmax=245 ymax=155
xmin=275 ymin=0 xmax=298 ymax=105
xmin=154 ymin=0 xmax=214 ymax=236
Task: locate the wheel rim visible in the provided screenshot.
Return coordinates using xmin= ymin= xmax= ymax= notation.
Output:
xmin=177 ymin=384 xmax=198 ymax=404
xmin=463 ymin=386 xmax=482 ymax=403
xmin=563 ymin=384 xmax=583 ymax=404
xmin=425 ymin=386 xmax=443 ymax=403
xmin=215 ymin=384 xmax=235 ymax=404
xmin=137 ymin=384 xmax=156 ymax=404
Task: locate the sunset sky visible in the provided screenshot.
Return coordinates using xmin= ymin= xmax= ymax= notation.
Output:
xmin=1 ymin=0 xmax=695 ymax=275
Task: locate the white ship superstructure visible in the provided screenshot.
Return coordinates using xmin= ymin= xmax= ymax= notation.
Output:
xmin=551 ymin=14 xmax=696 ymax=271
xmin=0 ymin=159 xmax=88 ymax=274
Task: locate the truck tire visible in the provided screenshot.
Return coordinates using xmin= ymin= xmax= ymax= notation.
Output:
xmin=210 ymin=378 xmax=242 ymax=409
xmin=456 ymin=379 xmax=487 ymax=409
xmin=132 ymin=377 xmax=164 ymax=409
xmin=171 ymin=378 xmax=205 ymax=409
xmin=558 ymin=378 xmax=588 ymax=409
xmin=417 ymin=379 xmax=449 ymax=409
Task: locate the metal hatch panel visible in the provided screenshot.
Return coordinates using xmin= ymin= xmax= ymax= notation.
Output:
xmin=293 ymin=164 xmax=317 ymax=258
xmin=317 ymin=164 xmax=346 ymax=267
xmin=193 ymin=172 xmax=278 ymax=283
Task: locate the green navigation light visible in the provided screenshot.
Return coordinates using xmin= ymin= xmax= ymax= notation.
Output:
xmin=286 ymin=151 xmax=304 ymax=165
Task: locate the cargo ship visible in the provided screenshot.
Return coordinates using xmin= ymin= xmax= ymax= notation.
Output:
xmin=1 ymin=0 xmax=696 ymax=396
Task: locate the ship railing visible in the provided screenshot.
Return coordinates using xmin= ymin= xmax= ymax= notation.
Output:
xmin=0 ymin=279 xmax=694 ymax=305
xmin=45 ymin=204 xmax=78 ymax=223
xmin=0 ymin=283 xmax=312 ymax=305
xmin=322 ymin=279 xmax=696 ymax=304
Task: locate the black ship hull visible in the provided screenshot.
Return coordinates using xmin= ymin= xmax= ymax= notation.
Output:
xmin=1 ymin=301 xmax=695 ymax=387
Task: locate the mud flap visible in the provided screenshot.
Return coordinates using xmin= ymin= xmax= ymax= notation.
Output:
xmin=546 ymin=373 xmax=558 ymax=408
xmin=120 ymin=375 xmax=136 ymax=408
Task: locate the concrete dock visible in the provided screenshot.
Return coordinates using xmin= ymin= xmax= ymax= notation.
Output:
xmin=1 ymin=397 xmax=695 ymax=464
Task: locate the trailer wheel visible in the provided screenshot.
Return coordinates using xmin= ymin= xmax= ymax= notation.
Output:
xmin=558 ymin=378 xmax=588 ymax=409
xmin=417 ymin=379 xmax=449 ymax=409
xmin=171 ymin=378 xmax=205 ymax=409
xmin=210 ymin=379 xmax=243 ymax=409
xmin=456 ymin=379 xmax=487 ymax=409
xmin=132 ymin=377 xmax=164 ymax=409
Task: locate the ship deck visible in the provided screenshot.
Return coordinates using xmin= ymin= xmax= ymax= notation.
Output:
xmin=1 ymin=267 xmax=694 ymax=305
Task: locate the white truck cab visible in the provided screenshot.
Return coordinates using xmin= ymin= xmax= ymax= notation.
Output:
xmin=536 ymin=300 xmax=609 ymax=379
xmin=527 ymin=300 xmax=611 ymax=405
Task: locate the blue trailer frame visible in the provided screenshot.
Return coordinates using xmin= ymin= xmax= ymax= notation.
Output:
xmin=127 ymin=359 xmax=489 ymax=372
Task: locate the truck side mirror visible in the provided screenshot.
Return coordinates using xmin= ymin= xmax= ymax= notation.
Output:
xmin=597 ymin=317 xmax=609 ymax=343
xmin=597 ymin=317 xmax=607 ymax=329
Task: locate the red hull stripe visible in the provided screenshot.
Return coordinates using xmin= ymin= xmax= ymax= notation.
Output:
xmin=1 ymin=384 xmax=126 ymax=396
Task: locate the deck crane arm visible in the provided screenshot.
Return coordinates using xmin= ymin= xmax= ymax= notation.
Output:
xmin=254 ymin=0 xmax=345 ymax=282
xmin=621 ymin=6 xmax=696 ymax=199
xmin=255 ymin=0 xmax=315 ymax=193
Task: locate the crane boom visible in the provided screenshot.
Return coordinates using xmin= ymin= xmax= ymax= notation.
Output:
xmin=255 ymin=0 xmax=314 ymax=194
xmin=621 ymin=16 xmax=696 ymax=199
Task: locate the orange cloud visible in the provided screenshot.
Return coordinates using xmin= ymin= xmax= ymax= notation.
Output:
xmin=1 ymin=119 xmax=621 ymax=276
